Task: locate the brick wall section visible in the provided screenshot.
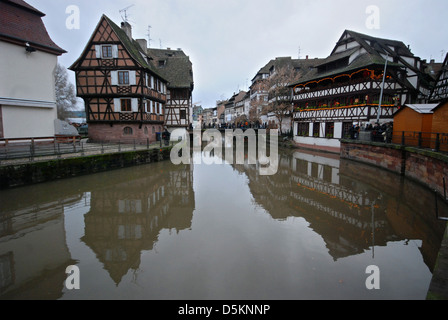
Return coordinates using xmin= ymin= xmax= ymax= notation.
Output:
xmin=341 ymin=141 xmax=405 ymax=174
xmin=405 ymin=151 xmax=448 ymax=196
xmin=0 ymin=147 xmax=173 ymax=189
xmin=341 ymin=140 xmax=448 ymax=196
xmin=88 ymin=123 xmax=164 ymax=144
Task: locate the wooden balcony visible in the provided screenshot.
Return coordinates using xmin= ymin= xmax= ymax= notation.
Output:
xmin=293 ymin=104 xmax=399 ymax=122
xmin=293 ymin=79 xmax=400 ymax=102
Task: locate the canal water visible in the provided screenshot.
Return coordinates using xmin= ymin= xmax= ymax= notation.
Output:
xmin=0 ymin=148 xmax=446 ymax=300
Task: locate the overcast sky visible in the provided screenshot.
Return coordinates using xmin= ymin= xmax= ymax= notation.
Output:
xmin=27 ymin=0 xmax=448 ymax=109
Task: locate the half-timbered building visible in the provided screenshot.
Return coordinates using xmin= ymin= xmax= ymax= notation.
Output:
xmin=290 ymin=30 xmax=436 ymax=153
xmin=429 ymin=52 xmax=448 ymax=103
xmin=70 ymin=15 xmax=175 ymax=144
xmin=146 ymin=48 xmax=194 ymax=130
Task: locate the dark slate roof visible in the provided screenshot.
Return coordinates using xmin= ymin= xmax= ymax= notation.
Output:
xmin=147 ymin=48 xmax=194 ymax=89
xmin=291 ymin=53 xmax=402 ymax=86
xmin=0 ymin=0 xmax=66 ymax=55
xmin=340 ymin=30 xmax=414 ymax=57
xmin=252 ymin=56 xmax=324 ymax=83
xmin=288 ymin=30 xmax=418 ymax=87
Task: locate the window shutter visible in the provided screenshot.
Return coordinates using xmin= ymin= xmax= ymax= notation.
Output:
xmin=113 ymin=98 xmax=121 ymax=112
xmin=129 ymin=71 xmax=136 ymax=85
xmin=112 ymin=45 xmax=119 ymax=58
xmin=95 ymin=45 xmax=101 ymax=58
xmin=111 ymin=71 xmax=118 ymax=85
xmin=131 ymin=98 xmax=138 ymax=112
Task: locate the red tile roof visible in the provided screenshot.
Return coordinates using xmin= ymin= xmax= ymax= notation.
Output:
xmin=5 ymin=0 xmax=45 ymax=16
xmin=0 ymin=0 xmax=66 ymax=55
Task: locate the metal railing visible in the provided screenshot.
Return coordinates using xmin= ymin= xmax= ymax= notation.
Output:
xmin=390 ymin=131 xmax=448 ymax=153
xmin=0 ymin=136 xmax=169 ymax=164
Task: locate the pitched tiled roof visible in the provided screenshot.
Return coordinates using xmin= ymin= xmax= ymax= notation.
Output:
xmin=252 ymin=56 xmax=324 ymax=83
xmin=288 ymin=30 xmax=421 ymax=87
xmin=0 ymin=0 xmax=65 ymax=55
xmin=4 ymin=0 xmax=44 ymax=16
xmin=147 ymin=48 xmax=194 ymax=89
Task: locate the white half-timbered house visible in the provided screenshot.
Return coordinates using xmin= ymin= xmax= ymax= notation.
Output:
xmin=290 ymin=30 xmax=436 ymax=153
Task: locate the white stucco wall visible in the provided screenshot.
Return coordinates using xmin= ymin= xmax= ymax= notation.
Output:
xmin=0 ymin=41 xmax=59 ymax=138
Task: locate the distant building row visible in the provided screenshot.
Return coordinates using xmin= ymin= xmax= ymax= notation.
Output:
xmin=204 ymin=29 xmax=446 ymax=153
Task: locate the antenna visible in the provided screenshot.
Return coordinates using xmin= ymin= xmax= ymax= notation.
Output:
xmin=298 ymin=45 xmax=301 ymax=59
xmin=159 ymin=39 xmax=162 ymax=49
xmin=119 ymin=4 xmax=135 ymax=22
xmin=147 ymin=25 xmax=152 ymax=47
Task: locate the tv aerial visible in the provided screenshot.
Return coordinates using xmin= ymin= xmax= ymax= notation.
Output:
xmin=119 ymin=4 xmax=135 ymax=22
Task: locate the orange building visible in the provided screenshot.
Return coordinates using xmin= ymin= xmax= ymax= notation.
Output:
xmin=432 ymin=101 xmax=448 ymax=134
xmin=393 ymin=103 xmax=448 ymax=151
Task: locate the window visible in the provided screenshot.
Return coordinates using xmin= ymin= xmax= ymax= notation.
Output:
xmin=121 ymin=99 xmax=132 ymax=112
xmin=297 ymin=123 xmax=309 ymax=137
xmin=102 ymin=45 xmax=113 ymax=58
xmin=313 ymin=123 xmax=320 ymax=137
xmin=123 ymin=127 xmax=133 ymax=135
xmin=180 ymin=110 xmax=187 ymax=120
xmin=118 ymin=71 xmax=130 ymax=85
xmin=325 ymin=122 xmax=334 ymax=138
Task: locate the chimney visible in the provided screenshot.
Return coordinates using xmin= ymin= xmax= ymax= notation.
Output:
xmin=136 ymin=39 xmax=147 ymax=52
xmin=430 ymin=59 xmax=435 ymax=64
xmin=306 ymin=55 xmax=308 ymax=60
xmin=121 ymin=21 xmax=132 ymax=39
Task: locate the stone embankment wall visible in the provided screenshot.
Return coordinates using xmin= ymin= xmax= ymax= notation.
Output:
xmin=340 ymin=139 xmax=448 ymax=197
xmin=0 ymin=147 xmax=172 ymax=189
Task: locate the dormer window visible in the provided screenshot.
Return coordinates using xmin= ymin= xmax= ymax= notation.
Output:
xmin=95 ymin=44 xmax=118 ymax=59
xmin=159 ymin=60 xmax=166 ymax=67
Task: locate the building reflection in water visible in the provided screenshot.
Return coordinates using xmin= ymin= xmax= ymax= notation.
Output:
xmin=232 ymin=148 xmax=446 ymax=271
xmin=0 ymin=185 xmax=80 ymax=300
xmin=0 ymin=146 xmax=446 ymax=299
xmin=81 ymin=162 xmax=195 ymax=285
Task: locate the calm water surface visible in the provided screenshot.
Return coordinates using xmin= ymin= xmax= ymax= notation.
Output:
xmin=0 ymin=148 xmax=446 ymax=300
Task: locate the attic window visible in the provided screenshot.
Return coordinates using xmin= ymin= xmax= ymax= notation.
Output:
xmin=159 ymin=60 xmax=166 ymax=67
xmin=102 ymin=46 xmax=113 ymax=58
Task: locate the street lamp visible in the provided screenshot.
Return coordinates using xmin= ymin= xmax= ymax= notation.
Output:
xmin=376 ymin=53 xmax=389 ymax=124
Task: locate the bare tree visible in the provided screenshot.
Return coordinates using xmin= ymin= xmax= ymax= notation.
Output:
xmin=262 ymin=66 xmax=302 ymax=134
xmin=54 ymin=63 xmax=78 ymax=120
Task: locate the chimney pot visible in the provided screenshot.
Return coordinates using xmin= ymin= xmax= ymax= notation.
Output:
xmin=136 ymin=39 xmax=147 ymax=51
xmin=121 ymin=21 xmax=132 ymax=39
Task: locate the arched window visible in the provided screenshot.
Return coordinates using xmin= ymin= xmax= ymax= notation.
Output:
xmin=123 ymin=127 xmax=133 ymax=135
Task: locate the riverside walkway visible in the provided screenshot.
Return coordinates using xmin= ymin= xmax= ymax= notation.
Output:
xmin=0 ymin=139 xmax=171 ymax=167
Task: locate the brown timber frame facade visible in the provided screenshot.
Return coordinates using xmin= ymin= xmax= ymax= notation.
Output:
xmin=70 ymin=15 xmax=172 ymax=144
